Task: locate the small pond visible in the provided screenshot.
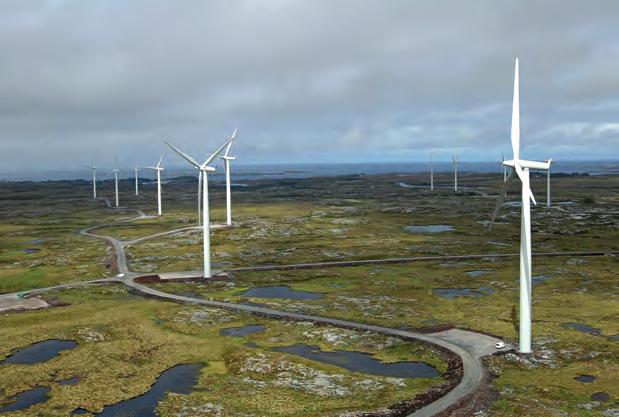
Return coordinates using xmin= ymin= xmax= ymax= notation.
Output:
xmin=272 ymin=344 xmax=439 ymax=378
xmin=242 ymin=285 xmax=321 ymax=300
xmin=0 ymin=387 xmax=50 ymax=413
xmin=465 ymin=270 xmax=493 ymax=277
xmin=94 ymin=363 xmax=203 ymax=417
xmin=562 ymin=323 xmax=602 ymax=336
xmin=574 ymin=374 xmax=596 ymax=383
xmin=58 ymin=376 xmax=80 ymax=386
xmin=220 ymin=324 xmax=266 ymax=337
xmin=23 ymin=248 xmax=41 ymax=254
xmin=1 ymin=340 xmax=78 ymax=365
xmin=433 ymin=287 xmax=495 ymax=299
xmin=591 ymin=392 xmax=610 ymax=402
xmin=404 ymin=225 xmax=454 ymax=233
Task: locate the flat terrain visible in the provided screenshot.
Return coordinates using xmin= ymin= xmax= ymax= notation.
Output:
xmin=0 ymin=171 xmax=617 ymax=416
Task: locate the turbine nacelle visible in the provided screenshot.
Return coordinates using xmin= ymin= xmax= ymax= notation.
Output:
xmin=502 ymin=159 xmax=550 ymax=171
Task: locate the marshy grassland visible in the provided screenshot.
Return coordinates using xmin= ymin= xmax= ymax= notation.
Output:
xmin=0 ymin=172 xmax=617 ymax=416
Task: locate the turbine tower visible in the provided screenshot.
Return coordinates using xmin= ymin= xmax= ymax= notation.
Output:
xmin=429 ymin=156 xmax=434 ymax=191
xmin=134 ymin=166 xmax=140 ymax=196
xmin=502 ymin=153 xmax=507 ymax=182
xmin=452 ymin=155 xmax=459 ymax=191
xmin=490 ymin=58 xmax=550 ymax=353
xmin=546 ymin=158 xmax=552 ymax=207
xmin=113 ymin=169 xmax=120 ymax=207
xmin=146 ymin=153 xmax=165 ymax=216
xmin=219 ymin=136 xmax=236 ymax=226
xmin=90 ymin=164 xmax=97 ymax=199
xmin=163 ymin=129 xmax=236 ymax=278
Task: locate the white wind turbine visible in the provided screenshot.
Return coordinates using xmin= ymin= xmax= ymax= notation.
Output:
xmin=112 ymin=168 xmax=120 ymax=207
xmin=134 ymin=165 xmax=140 ymax=196
xmin=163 ymin=129 xmax=237 ymax=278
xmin=90 ymin=163 xmax=97 ymax=199
xmin=502 ymin=152 xmax=508 ymax=182
xmin=145 ymin=153 xmax=165 ymax=216
xmin=429 ymin=155 xmax=434 ymax=191
xmin=546 ymin=158 xmax=552 ymax=207
xmin=219 ymin=136 xmax=236 ymax=226
xmin=489 ymin=58 xmax=550 ymax=353
xmin=452 ymin=155 xmax=459 ymax=191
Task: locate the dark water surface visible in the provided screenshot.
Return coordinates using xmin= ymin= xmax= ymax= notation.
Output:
xmin=2 ymin=340 xmax=77 ymax=365
xmin=562 ymin=323 xmax=602 ymax=336
xmin=243 ymin=285 xmax=322 ymax=300
xmin=574 ymin=375 xmax=596 ymax=383
xmin=0 ymin=387 xmax=50 ymax=413
xmin=94 ymin=363 xmax=203 ymax=417
xmin=433 ymin=287 xmax=495 ymax=299
xmin=272 ymin=344 xmax=439 ymax=378
xmin=220 ymin=324 xmax=266 ymax=337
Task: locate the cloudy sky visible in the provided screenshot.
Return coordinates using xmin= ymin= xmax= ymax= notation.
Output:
xmin=1 ymin=0 xmax=618 ymax=175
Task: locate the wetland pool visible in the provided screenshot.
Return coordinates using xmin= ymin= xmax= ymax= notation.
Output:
xmin=272 ymin=344 xmax=440 ymax=378
xmin=242 ymin=285 xmax=322 ymax=300
xmin=1 ymin=339 xmax=77 ymax=365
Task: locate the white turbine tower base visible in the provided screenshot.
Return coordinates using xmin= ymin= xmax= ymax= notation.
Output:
xmin=146 ymin=153 xmax=165 ymax=216
xmin=429 ymin=156 xmax=434 ymax=191
xmin=496 ymin=58 xmax=550 ymax=353
xmin=164 ymin=128 xmax=237 ymax=278
xmin=453 ymin=156 xmax=459 ymax=191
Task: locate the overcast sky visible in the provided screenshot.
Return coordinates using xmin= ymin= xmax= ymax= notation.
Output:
xmin=1 ymin=0 xmax=618 ymax=174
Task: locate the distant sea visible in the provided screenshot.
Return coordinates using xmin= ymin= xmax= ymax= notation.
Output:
xmin=1 ymin=160 xmax=618 ymax=182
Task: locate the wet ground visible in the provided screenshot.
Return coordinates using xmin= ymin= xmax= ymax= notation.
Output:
xmin=242 ymin=285 xmax=322 ymax=300
xmin=1 ymin=339 xmax=77 ymax=365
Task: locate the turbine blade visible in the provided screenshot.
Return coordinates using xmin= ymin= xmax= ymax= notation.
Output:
xmin=157 ymin=152 xmax=165 ymax=168
xmin=511 ymin=58 xmax=520 ymax=162
xmin=202 ymin=131 xmax=235 ymax=168
xmin=489 ymin=169 xmax=515 ymax=229
xmin=162 ymin=139 xmax=200 ymax=168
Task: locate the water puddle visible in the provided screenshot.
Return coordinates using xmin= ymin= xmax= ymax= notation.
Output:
xmin=532 ymin=275 xmax=552 ymax=286
xmin=574 ymin=375 xmax=596 ymax=383
xmin=94 ymin=363 xmax=203 ymax=417
xmin=242 ymin=285 xmax=322 ymax=300
xmin=0 ymin=387 xmax=50 ymax=413
xmin=487 ymin=241 xmax=512 ymax=247
xmin=1 ymin=340 xmax=78 ymax=365
xmin=465 ymin=270 xmax=493 ymax=277
xmin=72 ymin=408 xmax=89 ymax=415
xmin=502 ymin=201 xmax=521 ymax=208
xmin=272 ymin=344 xmax=439 ymax=378
xmin=58 ymin=376 xmax=80 ymax=386
xmin=433 ymin=287 xmax=495 ymax=299
xmin=562 ymin=323 xmax=602 ymax=336
xmin=23 ymin=248 xmax=41 ymax=254
xmin=404 ymin=225 xmax=454 ymax=233
xmin=591 ymin=392 xmax=610 ymax=402
xmin=27 ymin=239 xmax=45 ymax=244
xmin=220 ymin=324 xmax=266 ymax=337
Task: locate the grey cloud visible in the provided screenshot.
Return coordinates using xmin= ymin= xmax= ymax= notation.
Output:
xmin=0 ymin=0 xmax=618 ymax=175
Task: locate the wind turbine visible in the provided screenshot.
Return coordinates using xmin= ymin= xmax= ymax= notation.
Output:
xmin=112 ymin=169 xmax=120 ymax=207
xmin=452 ymin=155 xmax=459 ymax=191
xmin=134 ymin=166 xmax=140 ymax=196
xmin=429 ymin=156 xmax=434 ymax=191
xmin=145 ymin=153 xmax=165 ymax=216
xmin=90 ymin=164 xmax=97 ymax=199
xmin=546 ymin=158 xmax=552 ymax=207
xmin=489 ymin=58 xmax=550 ymax=353
xmin=163 ymin=129 xmax=236 ymax=278
xmin=502 ymin=152 xmax=508 ymax=182
xmin=219 ymin=136 xmax=236 ymax=226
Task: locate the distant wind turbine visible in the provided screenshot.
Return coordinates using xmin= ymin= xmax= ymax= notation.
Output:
xmin=429 ymin=156 xmax=434 ymax=191
xmin=546 ymin=158 xmax=552 ymax=207
xmin=145 ymin=153 xmax=165 ymax=216
xmin=219 ymin=135 xmax=236 ymax=226
xmin=163 ymin=129 xmax=236 ymax=278
xmin=90 ymin=164 xmax=97 ymax=199
xmin=134 ymin=166 xmax=140 ymax=196
xmin=112 ymin=169 xmax=120 ymax=207
xmin=452 ymin=155 xmax=459 ymax=191
xmin=501 ymin=152 xmax=507 ymax=182
xmin=489 ymin=58 xmax=550 ymax=353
